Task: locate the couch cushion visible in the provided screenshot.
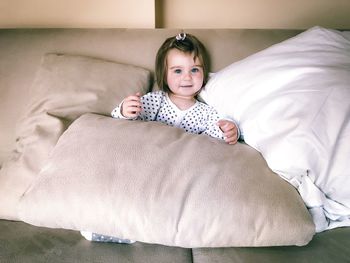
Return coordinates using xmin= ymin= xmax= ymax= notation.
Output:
xmin=191 ymin=227 xmax=350 ymax=262
xmin=0 ymin=219 xmax=192 ymax=263
xmin=19 ymin=113 xmax=315 ymax=248
xmin=0 ymin=53 xmax=151 ymax=220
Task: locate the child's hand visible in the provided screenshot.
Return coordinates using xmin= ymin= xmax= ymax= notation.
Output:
xmin=217 ymin=120 xmax=239 ymax=145
xmin=121 ymin=92 xmax=142 ymax=118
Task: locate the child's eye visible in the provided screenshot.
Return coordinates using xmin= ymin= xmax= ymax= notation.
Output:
xmin=174 ymin=69 xmax=182 ymax=74
xmin=191 ymin=68 xmax=200 ymax=73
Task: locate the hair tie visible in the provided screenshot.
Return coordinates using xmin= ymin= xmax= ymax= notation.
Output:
xmin=176 ymin=32 xmax=186 ymax=41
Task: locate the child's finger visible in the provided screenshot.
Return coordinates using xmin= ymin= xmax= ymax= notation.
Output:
xmin=124 ymin=99 xmax=142 ymax=109
xmin=217 ymin=120 xmax=226 ymax=130
xmin=126 ymin=95 xmax=141 ymax=103
xmin=224 ymin=129 xmax=236 ymax=139
xmin=225 ymin=134 xmax=238 ymax=145
xmin=125 ymin=106 xmax=142 ymax=117
xmin=218 ymin=121 xmax=233 ymax=132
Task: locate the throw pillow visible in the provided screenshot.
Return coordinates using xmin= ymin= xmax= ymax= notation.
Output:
xmin=18 ymin=113 xmax=315 ymax=248
xmin=0 ymin=53 xmax=151 ymax=220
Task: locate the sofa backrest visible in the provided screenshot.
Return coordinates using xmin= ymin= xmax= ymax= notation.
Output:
xmin=0 ymin=28 xmax=301 ymax=165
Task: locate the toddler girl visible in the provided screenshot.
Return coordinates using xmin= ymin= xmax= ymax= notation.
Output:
xmin=81 ymin=32 xmax=240 ymax=243
xmin=113 ymin=32 xmax=239 ymax=144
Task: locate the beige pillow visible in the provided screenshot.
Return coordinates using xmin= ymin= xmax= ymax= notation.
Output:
xmin=0 ymin=54 xmax=151 ymax=220
xmin=18 ymin=113 xmax=315 ymax=248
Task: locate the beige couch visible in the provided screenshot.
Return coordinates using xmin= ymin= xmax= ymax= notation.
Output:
xmin=1 ymin=28 xmax=349 ymax=262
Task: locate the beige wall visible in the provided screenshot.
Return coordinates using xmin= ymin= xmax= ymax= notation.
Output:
xmin=1 ymin=0 xmax=350 ymax=29
xmin=160 ymin=0 xmax=350 ymax=29
xmin=0 ymin=0 xmax=155 ymax=28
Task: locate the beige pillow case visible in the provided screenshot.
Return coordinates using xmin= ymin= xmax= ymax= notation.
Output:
xmin=0 ymin=54 xmax=151 ymax=220
xmin=18 ymin=113 xmax=315 ymax=248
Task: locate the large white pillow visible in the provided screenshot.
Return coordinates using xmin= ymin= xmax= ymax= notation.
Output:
xmin=200 ymin=26 xmax=350 ymax=232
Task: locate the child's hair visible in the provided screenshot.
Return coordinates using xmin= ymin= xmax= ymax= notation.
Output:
xmin=155 ymin=33 xmax=210 ymax=94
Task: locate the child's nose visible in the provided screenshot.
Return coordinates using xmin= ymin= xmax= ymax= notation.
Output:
xmin=183 ymin=72 xmax=192 ymax=80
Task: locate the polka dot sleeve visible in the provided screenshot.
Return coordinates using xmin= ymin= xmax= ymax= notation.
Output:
xmin=138 ymin=91 xmax=163 ymax=121
xmin=111 ymin=91 xmax=163 ymax=120
xmin=111 ymin=102 xmax=126 ymax=119
xmin=202 ymin=106 xmax=225 ymax=140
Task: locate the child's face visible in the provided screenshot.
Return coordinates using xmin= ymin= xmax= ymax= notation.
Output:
xmin=166 ymin=49 xmax=204 ymax=98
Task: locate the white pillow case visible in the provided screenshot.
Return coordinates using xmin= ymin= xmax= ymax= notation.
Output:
xmin=200 ymin=26 xmax=350 ymax=232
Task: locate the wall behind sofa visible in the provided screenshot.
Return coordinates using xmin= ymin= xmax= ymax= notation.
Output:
xmin=0 ymin=0 xmax=155 ymax=28
xmin=158 ymin=0 xmax=350 ymax=29
xmin=0 ymin=0 xmax=350 ymax=29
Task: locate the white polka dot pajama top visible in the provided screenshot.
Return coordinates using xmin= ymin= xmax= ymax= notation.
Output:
xmin=111 ymin=91 xmax=227 ymax=140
